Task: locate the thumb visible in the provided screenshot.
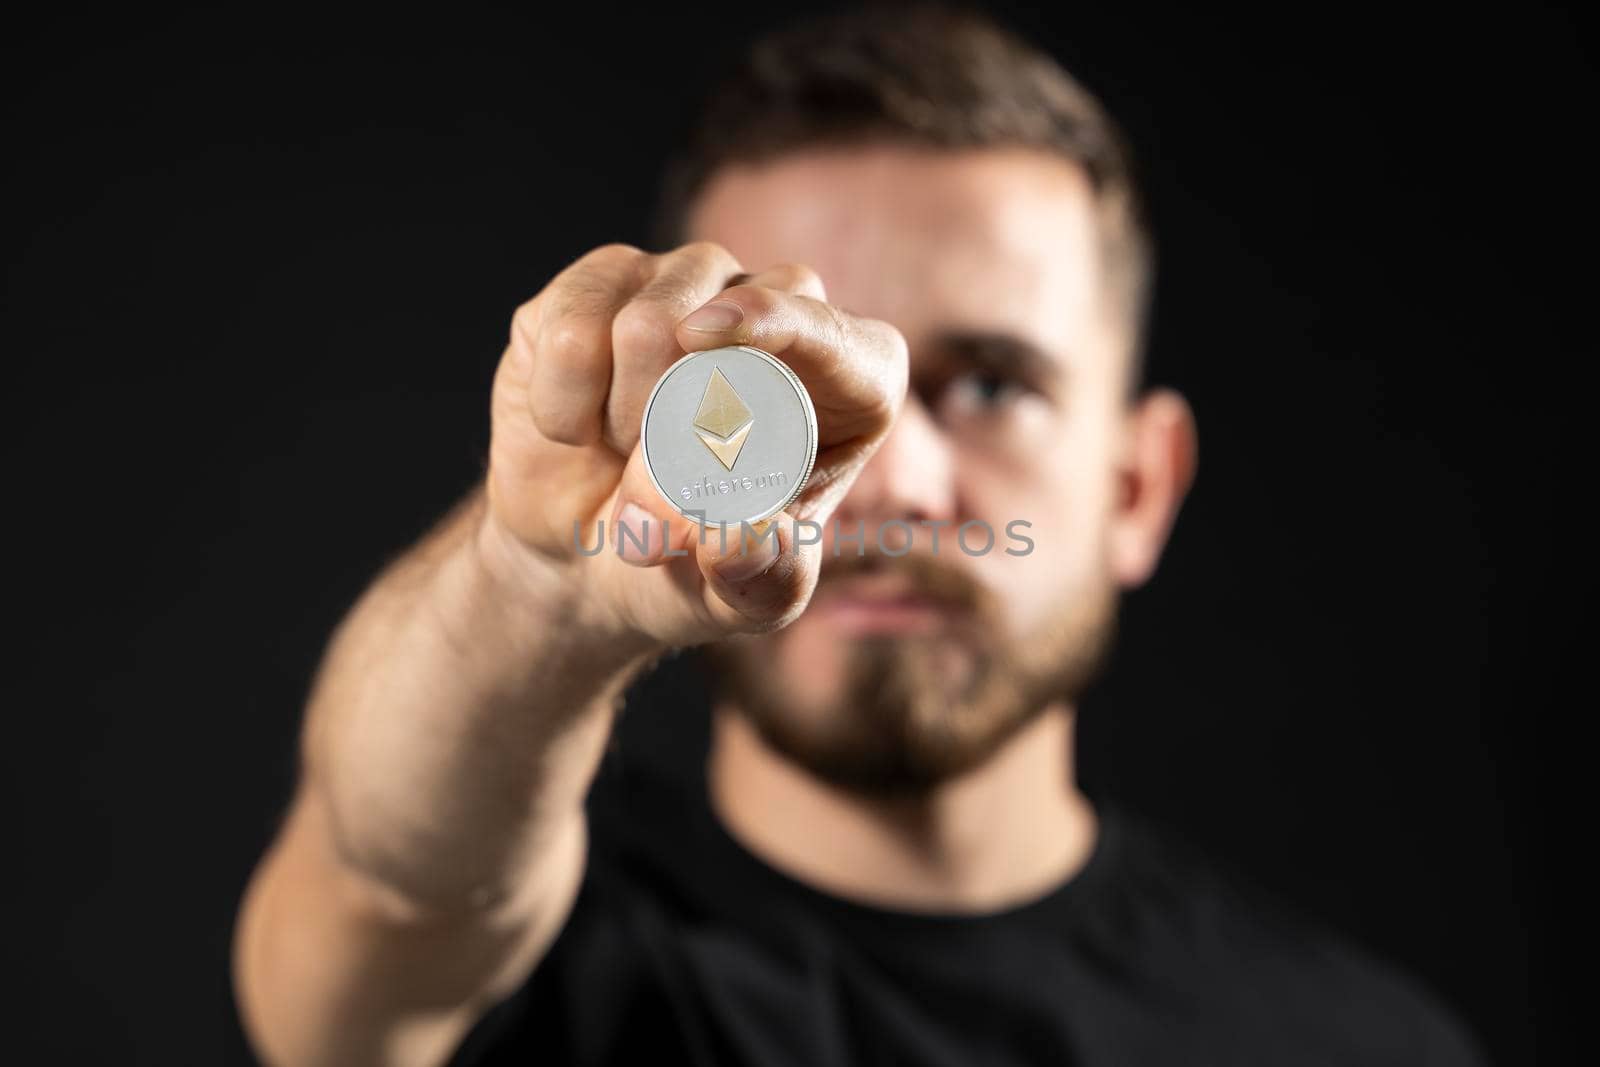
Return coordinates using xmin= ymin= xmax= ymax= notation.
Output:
xmin=605 ymin=446 xmax=821 ymax=636
xmin=604 ymin=447 xmax=704 ymax=566
xmin=697 ymin=510 xmax=820 ymax=633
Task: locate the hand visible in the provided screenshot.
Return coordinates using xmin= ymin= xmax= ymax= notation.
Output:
xmin=480 ymin=241 xmax=907 ymax=649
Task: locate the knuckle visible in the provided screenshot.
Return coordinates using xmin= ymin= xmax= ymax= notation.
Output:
xmin=664 ymin=240 xmax=743 ymax=285
xmin=820 ymin=298 xmax=852 ymax=341
xmin=532 ymin=405 xmax=588 ymax=445
xmin=526 ymin=384 xmax=573 ymax=441
xmin=877 ymin=317 xmax=911 ymax=370
xmin=633 ymin=273 xmax=699 ymax=315
xmin=611 ymin=298 xmax=673 ymax=361
xmin=553 ymin=244 xmax=645 ymax=312
xmin=584 ymin=241 xmax=645 ymax=267
xmin=880 ymin=325 xmax=911 ymax=407
xmin=817 ymin=300 xmax=859 ymax=364
xmin=634 ymin=241 xmax=741 ymax=315
xmin=672 ymin=239 xmax=734 ymax=266
xmin=540 ymin=314 xmax=608 ymax=373
xmin=509 ymin=297 xmax=542 ymax=344
xmin=777 ymin=261 xmax=827 ymax=296
xmin=853 ymin=315 xmax=909 ymax=424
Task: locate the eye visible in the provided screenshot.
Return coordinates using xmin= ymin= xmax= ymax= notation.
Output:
xmin=940 ymin=369 xmax=1029 ymax=418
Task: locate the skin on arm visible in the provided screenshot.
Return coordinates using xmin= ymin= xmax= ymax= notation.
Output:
xmin=233 ymin=488 xmax=647 ymax=1067
xmin=231 ymin=242 xmax=905 ymax=1067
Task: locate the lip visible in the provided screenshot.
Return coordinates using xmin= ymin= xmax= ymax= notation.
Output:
xmin=808 ymin=576 xmax=968 ymax=635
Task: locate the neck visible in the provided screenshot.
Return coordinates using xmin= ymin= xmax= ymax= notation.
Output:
xmin=706 ymin=701 xmax=1097 ymax=913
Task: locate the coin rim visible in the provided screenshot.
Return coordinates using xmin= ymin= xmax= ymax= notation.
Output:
xmin=639 ymin=344 xmax=819 ymax=527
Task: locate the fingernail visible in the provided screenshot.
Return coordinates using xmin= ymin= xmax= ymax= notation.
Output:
xmin=614 ymin=502 xmax=662 ymax=565
xmin=713 ymin=526 xmax=781 ymax=582
xmin=681 ymin=300 xmax=744 ymax=332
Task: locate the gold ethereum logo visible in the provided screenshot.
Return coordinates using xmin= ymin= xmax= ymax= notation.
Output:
xmin=692 ymin=367 xmax=753 ymax=470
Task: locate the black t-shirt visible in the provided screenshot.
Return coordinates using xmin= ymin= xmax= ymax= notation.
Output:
xmin=447 ymin=749 xmax=1488 ymax=1066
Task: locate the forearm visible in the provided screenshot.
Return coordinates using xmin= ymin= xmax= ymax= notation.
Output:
xmin=301 ymin=484 xmax=657 ymax=911
xmin=234 ymin=241 xmax=889 ymax=1065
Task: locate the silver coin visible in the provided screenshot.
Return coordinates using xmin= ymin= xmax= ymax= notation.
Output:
xmin=640 ymin=344 xmax=818 ymax=527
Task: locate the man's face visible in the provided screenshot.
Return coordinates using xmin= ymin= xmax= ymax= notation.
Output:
xmin=690 ymin=144 xmax=1131 ymax=792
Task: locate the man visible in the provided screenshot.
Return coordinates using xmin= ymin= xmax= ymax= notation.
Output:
xmin=233 ymin=6 xmax=1487 ymax=1065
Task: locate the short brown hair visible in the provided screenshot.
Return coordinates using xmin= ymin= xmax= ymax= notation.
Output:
xmin=651 ymin=2 xmax=1156 ymax=389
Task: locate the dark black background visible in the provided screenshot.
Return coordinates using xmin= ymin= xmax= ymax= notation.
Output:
xmin=5 ymin=3 xmax=1576 ymax=1064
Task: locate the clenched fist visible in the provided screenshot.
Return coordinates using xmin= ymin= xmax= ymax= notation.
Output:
xmin=479 ymin=241 xmax=908 ymax=649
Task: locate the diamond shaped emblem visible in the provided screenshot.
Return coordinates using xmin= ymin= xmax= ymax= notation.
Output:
xmin=692 ymin=367 xmax=753 ymax=470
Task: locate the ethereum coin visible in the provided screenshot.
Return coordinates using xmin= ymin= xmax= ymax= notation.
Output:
xmin=640 ymin=344 xmax=818 ymax=526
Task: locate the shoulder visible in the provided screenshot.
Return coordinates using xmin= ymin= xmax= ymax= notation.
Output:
xmin=1085 ymin=806 xmax=1491 ymax=1066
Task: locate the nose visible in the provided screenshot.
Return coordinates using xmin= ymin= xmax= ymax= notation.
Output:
xmin=835 ymin=393 xmax=957 ymax=532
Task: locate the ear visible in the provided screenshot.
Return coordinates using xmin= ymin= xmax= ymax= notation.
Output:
xmin=1108 ymin=387 xmax=1198 ymax=589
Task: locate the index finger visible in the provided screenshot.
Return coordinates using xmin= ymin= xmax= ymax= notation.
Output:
xmin=673 ymin=285 xmax=907 ymax=447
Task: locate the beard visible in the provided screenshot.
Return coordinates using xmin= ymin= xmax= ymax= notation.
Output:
xmin=703 ymin=546 xmax=1119 ymax=796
